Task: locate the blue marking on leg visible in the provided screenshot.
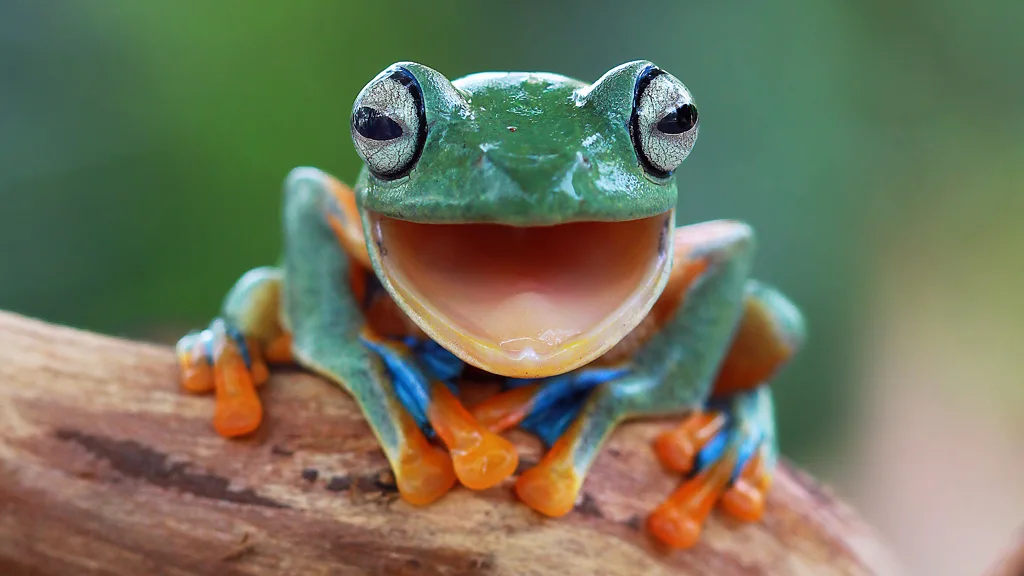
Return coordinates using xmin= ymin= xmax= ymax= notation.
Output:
xmin=692 ymin=386 xmax=768 ymax=483
xmin=513 ymin=366 xmax=629 ymax=447
xmin=407 ymin=338 xmax=464 ymax=386
xmin=225 ymin=324 xmax=252 ymax=370
xmin=520 ymin=391 xmax=588 ymax=447
xmin=693 ymin=426 xmax=729 ymax=473
xmin=361 ymin=336 xmax=434 ymax=434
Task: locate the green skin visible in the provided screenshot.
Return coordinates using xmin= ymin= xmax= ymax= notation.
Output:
xmin=190 ymin=60 xmax=805 ymax=529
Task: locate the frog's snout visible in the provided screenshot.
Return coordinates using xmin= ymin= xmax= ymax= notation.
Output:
xmin=481 ymin=147 xmax=587 ymax=204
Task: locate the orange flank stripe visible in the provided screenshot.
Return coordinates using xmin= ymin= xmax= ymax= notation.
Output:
xmin=469 ymin=383 xmax=542 ymax=433
xmin=324 ymin=176 xmax=371 ymax=270
xmin=653 ymin=412 xmax=726 ymax=473
xmin=393 ymin=413 xmax=457 ymax=506
xmin=212 ymin=344 xmax=263 ymax=438
xmin=515 ymin=420 xmax=582 ymax=517
xmin=711 ymin=298 xmax=793 ymax=399
xmin=648 ymin=453 xmax=736 ymax=550
xmin=427 ymin=383 xmax=518 ymax=490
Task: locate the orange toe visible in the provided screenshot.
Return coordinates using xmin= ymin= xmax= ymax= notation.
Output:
xmin=179 ymin=337 xmax=214 ymax=394
xmin=720 ymin=478 xmax=765 ymax=522
xmin=451 ymin=431 xmax=518 ymax=490
xmin=263 ymin=332 xmax=293 ymax=364
xmin=181 ymin=360 xmax=214 ymax=394
xmin=213 ymin=352 xmax=263 ymax=438
xmin=515 ymin=462 xmax=581 ymax=517
xmin=653 ymin=412 xmax=725 ymax=473
xmin=720 ymin=452 xmax=769 ymax=522
xmin=648 ymin=457 xmax=734 ymax=549
xmin=428 ymin=383 xmax=518 ymax=490
xmin=469 ymin=384 xmax=541 ymax=433
xmin=648 ymin=502 xmax=704 ymax=549
xmin=395 ymin=423 xmax=457 ymax=506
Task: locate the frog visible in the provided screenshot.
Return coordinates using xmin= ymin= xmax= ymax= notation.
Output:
xmin=175 ymin=60 xmax=805 ymax=549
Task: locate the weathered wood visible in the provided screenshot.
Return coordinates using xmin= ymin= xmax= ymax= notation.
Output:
xmin=0 ymin=311 xmax=900 ymax=575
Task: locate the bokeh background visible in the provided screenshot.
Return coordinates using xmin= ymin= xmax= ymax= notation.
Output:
xmin=1 ymin=1 xmax=1020 ymax=574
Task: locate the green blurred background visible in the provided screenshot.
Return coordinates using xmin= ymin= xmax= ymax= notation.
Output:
xmin=1 ymin=2 xmax=1020 ymax=574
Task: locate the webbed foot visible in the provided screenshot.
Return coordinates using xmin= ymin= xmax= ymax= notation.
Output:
xmin=176 ymin=319 xmax=278 ymax=437
xmin=176 ymin=267 xmax=290 ymax=438
xmin=648 ymin=385 xmax=775 ymax=549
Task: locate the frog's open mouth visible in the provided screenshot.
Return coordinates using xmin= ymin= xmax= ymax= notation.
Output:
xmin=367 ymin=211 xmax=674 ymax=378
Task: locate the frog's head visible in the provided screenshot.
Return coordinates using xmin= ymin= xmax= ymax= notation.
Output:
xmin=350 ymin=61 xmax=699 ymax=378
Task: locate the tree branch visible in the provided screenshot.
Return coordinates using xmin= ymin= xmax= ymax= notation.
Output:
xmin=0 ymin=311 xmax=900 ymax=575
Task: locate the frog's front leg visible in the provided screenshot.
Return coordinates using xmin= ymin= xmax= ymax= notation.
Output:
xmin=508 ymin=221 xmax=802 ymax=548
xmin=281 ymin=168 xmax=517 ymax=501
xmin=176 ymin=267 xmax=292 ymax=437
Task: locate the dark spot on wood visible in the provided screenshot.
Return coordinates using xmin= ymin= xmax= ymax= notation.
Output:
xmin=514 ymin=459 xmax=539 ymax=476
xmin=55 ymin=429 xmax=287 ymax=509
xmin=407 ymin=558 xmax=421 ymax=568
xmin=374 ymin=470 xmax=397 ymax=492
xmin=301 ymin=468 xmax=319 ymax=483
xmin=325 ymin=471 xmax=399 ymax=496
xmin=575 ymin=492 xmax=604 ymax=518
xmin=271 ymin=445 xmax=294 ymax=456
xmin=625 ymin=514 xmax=644 ymax=531
xmin=607 ymin=448 xmax=622 ymax=458
xmin=326 ymin=476 xmax=351 ymax=492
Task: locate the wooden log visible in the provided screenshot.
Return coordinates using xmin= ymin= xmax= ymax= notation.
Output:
xmin=0 ymin=311 xmax=901 ymax=575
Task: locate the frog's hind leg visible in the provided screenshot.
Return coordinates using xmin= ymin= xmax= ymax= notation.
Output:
xmin=649 ymin=280 xmax=805 ymax=548
xmin=175 ymin=267 xmax=292 ymax=437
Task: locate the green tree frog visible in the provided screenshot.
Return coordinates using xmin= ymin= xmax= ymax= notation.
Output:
xmin=176 ymin=60 xmax=805 ymax=550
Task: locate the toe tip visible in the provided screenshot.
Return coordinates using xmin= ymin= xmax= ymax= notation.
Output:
xmin=515 ymin=465 xmax=579 ymax=517
xmin=452 ymin=432 xmax=519 ymax=490
xmin=647 ymin=506 xmax=702 ymax=549
xmin=397 ymin=446 xmax=457 ymax=506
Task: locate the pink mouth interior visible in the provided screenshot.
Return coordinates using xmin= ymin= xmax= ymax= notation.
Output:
xmin=372 ymin=213 xmax=669 ymax=370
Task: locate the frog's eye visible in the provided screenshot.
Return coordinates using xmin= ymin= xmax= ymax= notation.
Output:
xmin=630 ymin=66 xmax=699 ymax=178
xmin=350 ymin=67 xmax=427 ymax=180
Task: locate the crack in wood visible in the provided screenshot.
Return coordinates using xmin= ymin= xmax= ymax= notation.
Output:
xmin=55 ymin=429 xmax=287 ymax=509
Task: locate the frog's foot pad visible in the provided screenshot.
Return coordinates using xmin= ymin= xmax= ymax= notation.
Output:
xmin=512 ymin=417 xmax=586 ymax=518
xmin=394 ymin=418 xmax=458 ymax=506
xmin=648 ymin=402 xmax=772 ymax=549
xmin=176 ymin=319 xmax=268 ymax=438
xmin=428 ymin=384 xmax=519 ymax=490
xmin=653 ymin=411 xmax=727 ymax=473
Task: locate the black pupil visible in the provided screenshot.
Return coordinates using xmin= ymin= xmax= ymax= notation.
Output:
xmin=352 ymin=107 xmax=403 ymax=141
xmin=656 ymin=103 xmax=698 ymax=134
